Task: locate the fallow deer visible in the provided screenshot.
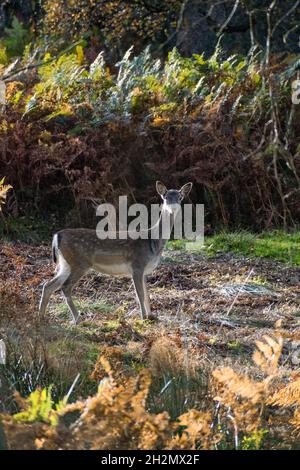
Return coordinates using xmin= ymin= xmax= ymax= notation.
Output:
xmin=39 ymin=181 xmax=193 ymax=323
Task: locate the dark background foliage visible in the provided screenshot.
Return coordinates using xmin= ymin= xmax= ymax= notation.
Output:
xmin=1 ymin=0 xmax=300 ymax=231
xmin=1 ymin=1 xmax=300 ymax=57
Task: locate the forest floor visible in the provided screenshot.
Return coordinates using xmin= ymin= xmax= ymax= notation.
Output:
xmin=1 ymin=240 xmax=300 ymax=419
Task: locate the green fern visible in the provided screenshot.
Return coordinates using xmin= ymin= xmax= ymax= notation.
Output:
xmin=3 ymin=16 xmax=30 ymax=57
xmin=13 ymin=386 xmax=71 ymax=426
xmin=20 ymin=43 xmax=291 ymax=127
xmin=0 ymin=46 xmax=8 ymax=66
xmin=13 ymin=386 xmax=57 ymax=425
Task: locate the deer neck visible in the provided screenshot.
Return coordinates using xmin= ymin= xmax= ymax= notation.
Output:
xmin=149 ymin=206 xmax=176 ymax=254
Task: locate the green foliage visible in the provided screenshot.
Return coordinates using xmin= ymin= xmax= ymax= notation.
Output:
xmin=241 ymin=429 xmax=268 ymax=450
xmin=168 ymin=230 xmax=300 ymax=266
xmin=22 ymin=44 xmax=267 ymax=125
xmin=13 ymin=387 xmax=55 ymax=424
xmin=92 ymin=46 xmax=161 ymax=123
xmin=2 ymin=16 xmax=31 ymax=57
xmin=24 ymin=52 xmax=86 ymax=116
xmin=0 ymin=213 xmax=53 ymax=243
xmin=13 ymin=386 xmax=68 ymax=426
xmin=163 ymin=48 xmax=200 ymax=100
xmin=0 ymin=47 xmax=8 ymax=66
xmin=194 ymin=231 xmax=300 ymax=266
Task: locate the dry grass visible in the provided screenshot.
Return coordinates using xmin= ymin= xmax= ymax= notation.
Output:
xmin=1 ymin=241 xmax=300 ymax=449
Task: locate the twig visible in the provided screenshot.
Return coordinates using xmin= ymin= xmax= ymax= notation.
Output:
xmin=157 ymin=0 xmax=190 ymax=51
xmin=217 ymin=0 xmax=240 ymax=37
xmin=271 ymin=0 xmax=300 ymax=36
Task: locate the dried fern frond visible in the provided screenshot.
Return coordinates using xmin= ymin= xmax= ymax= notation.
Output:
xmin=253 ymin=335 xmax=283 ymax=375
xmin=173 ymin=410 xmax=213 ymax=450
xmin=0 ymin=177 xmax=12 ymax=211
xmin=269 ymin=378 xmax=300 ymax=407
xmin=213 ymin=367 xmax=264 ymax=404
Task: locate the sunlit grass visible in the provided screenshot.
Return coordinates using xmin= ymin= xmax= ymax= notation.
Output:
xmin=53 ymin=298 xmax=115 ymax=319
xmin=168 ymin=230 xmax=300 ymax=266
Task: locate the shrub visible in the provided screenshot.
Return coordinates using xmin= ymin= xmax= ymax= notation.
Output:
xmin=1 ymin=45 xmax=300 ymax=229
xmin=2 ymin=334 xmax=300 ymax=449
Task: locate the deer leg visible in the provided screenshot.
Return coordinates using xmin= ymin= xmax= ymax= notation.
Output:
xmin=62 ymin=291 xmax=80 ymax=325
xmin=39 ymin=273 xmax=67 ymax=316
xmin=39 ymin=253 xmax=71 ymax=317
xmin=143 ymin=276 xmax=151 ymax=317
xmin=132 ymin=272 xmax=151 ymax=319
xmin=61 ymin=269 xmax=86 ymax=324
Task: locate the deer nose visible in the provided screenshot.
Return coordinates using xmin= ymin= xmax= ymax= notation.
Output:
xmin=167 ymin=203 xmax=181 ymax=214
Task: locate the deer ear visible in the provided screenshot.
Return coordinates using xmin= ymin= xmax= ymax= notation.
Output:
xmin=156 ymin=181 xmax=167 ymax=197
xmin=180 ymin=182 xmax=193 ymax=199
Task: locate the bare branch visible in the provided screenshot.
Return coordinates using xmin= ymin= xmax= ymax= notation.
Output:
xmin=217 ymin=0 xmax=240 ymax=37
xmin=271 ymin=0 xmax=300 ymax=35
